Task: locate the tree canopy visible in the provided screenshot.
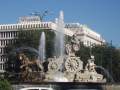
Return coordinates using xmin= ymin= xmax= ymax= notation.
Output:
xmin=76 ymin=43 xmax=120 ymax=82
xmin=0 ymin=78 xmax=12 ymax=90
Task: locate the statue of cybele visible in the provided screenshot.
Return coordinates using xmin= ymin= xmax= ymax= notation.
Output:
xmin=16 ymin=33 xmax=105 ymax=82
xmin=65 ymin=34 xmax=80 ymax=56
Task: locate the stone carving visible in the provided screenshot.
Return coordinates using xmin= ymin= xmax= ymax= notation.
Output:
xmin=47 ymin=57 xmax=62 ymax=73
xmin=64 ymin=56 xmax=83 ymax=73
xmin=65 ymin=44 xmax=73 ymax=55
xmin=15 ymin=34 xmax=106 ymax=83
xmin=85 ymin=55 xmax=96 ymax=72
xmin=18 ymin=53 xmax=43 ymax=81
xmin=71 ymin=34 xmax=80 ymax=52
xmin=75 ymin=56 xmax=104 ymax=82
xmin=65 ymin=34 xmax=80 ymax=56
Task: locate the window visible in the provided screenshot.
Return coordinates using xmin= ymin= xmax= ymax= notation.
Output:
xmin=3 ymin=26 xmax=5 ymax=30
xmin=2 ymin=64 xmax=4 ymax=70
xmin=3 ymin=32 xmax=5 ymax=38
xmin=1 ymin=55 xmax=3 ymax=62
xmin=39 ymin=24 xmax=41 ymax=27
xmin=8 ymin=26 xmax=10 ymax=29
xmin=1 ymin=32 xmax=3 ymax=38
xmin=10 ymin=26 xmax=12 ymax=29
xmin=6 ymin=32 xmax=8 ymax=38
xmin=1 ymin=40 xmax=3 ymax=46
xmin=13 ymin=32 xmax=16 ymax=37
xmin=0 ymin=63 xmax=2 ymax=70
xmin=13 ymin=25 xmax=15 ymax=29
xmin=41 ymin=24 xmax=43 ymax=27
xmin=36 ymin=24 xmax=39 ymax=28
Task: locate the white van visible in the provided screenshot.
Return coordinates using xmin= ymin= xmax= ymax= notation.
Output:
xmin=20 ymin=87 xmax=54 ymax=90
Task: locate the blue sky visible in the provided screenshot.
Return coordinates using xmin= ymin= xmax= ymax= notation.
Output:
xmin=0 ymin=0 xmax=120 ymax=46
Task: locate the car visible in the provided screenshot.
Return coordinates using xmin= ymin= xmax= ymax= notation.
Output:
xmin=20 ymin=87 xmax=54 ymax=90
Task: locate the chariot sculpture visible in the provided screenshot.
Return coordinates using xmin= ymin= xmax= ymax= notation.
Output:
xmin=16 ymin=34 xmax=106 ymax=83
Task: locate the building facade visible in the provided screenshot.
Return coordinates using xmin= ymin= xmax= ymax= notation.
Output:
xmin=65 ymin=23 xmax=105 ymax=46
xmin=0 ymin=16 xmax=105 ymax=74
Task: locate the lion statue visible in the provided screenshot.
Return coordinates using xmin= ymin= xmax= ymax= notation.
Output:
xmin=18 ymin=53 xmax=43 ymax=81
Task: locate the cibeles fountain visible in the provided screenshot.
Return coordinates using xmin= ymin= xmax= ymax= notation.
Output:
xmin=17 ymin=11 xmax=106 ymax=83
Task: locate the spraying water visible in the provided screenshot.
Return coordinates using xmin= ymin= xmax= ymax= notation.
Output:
xmin=38 ymin=32 xmax=46 ymax=61
xmin=53 ymin=72 xmax=68 ymax=82
xmin=54 ymin=10 xmax=65 ymax=57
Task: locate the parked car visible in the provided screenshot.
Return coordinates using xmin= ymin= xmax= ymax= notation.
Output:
xmin=20 ymin=87 xmax=54 ymax=90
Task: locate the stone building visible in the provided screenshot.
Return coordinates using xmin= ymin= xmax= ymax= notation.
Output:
xmin=65 ymin=23 xmax=105 ymax=46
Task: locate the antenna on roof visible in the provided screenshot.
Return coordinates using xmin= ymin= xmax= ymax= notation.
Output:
xmin=30 ymin=10 xmax=49 ymax=22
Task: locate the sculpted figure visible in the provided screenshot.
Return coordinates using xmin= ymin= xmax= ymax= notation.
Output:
xmin=65 ymin=44 xmax=73 ymax=55
xmin=65 ymin=34 xmax=80 ymax=56
xmin=71 ymin=34 xmax=80 ymax=52
xmin=85 ymin=55 xmax=96 ymax=72
xmin=18 ymin=53 xmax=43 ymax=81
xmin=18 ymin=53 xmax=43 ymax=71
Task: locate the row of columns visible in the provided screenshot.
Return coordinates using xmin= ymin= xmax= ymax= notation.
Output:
xmin=0 ymin=31 xmax=17 ymax=72
xmin=0 ymin=23 xmax=50 ymax=30
xmin=0 ymin=55 xmax=7 ymax=62
xmin=0 ymin=39 xmax=16 ymax=46
xmin=0 ymin=63 xmax=5 ymax=71
xmin=0 ymin=31 xmax=18 ymax=38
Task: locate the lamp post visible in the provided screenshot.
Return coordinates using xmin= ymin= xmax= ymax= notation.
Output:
xmin=110 ymin=40 xmax=113 ymax=78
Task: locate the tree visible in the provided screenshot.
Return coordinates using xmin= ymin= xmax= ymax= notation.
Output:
xmin=92 ymin=44 xmax=120 ymax=82
xmin=76 ymin=43 xmax=91 ymax=67
xmin=0 ymin=78 xmax=12 ymax=90
xmin=76 ymin=43 xmax=120 ymax=83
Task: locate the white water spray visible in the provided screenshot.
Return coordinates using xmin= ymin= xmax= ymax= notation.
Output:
xmin=38 ymin=32 xmax=46 ymax=61
xmin=54 ymin=10 xmax=65 ymax=57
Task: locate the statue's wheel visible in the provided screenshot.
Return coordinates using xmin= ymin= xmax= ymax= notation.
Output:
xmin=65 ymin=57 xmax=83 ymax=73
xmin=48 ymin=59 xmax=60 ymax=72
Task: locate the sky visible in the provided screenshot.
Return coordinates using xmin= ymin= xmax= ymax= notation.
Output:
xmin=0 ymin=0 xmax=120 ymax=47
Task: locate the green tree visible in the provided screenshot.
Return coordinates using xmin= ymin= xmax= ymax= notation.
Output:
xmin=76 ymin=43 xmax=120 ymax=83
xmin=92 ymin=44 xmax=120 ymax=82
xmin=0 ymin=78 xmax=12 ymax=90
xmin=76 ymin=43 xmax=91 ymax=67
xmin=111 ymin=48 xmax=120 ymax=82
